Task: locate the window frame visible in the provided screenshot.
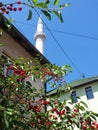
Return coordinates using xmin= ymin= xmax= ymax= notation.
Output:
xmin=85 ymin=86 xmax=94 ymax=100
xmin=71 ymin=91 xmax=78 ymax=103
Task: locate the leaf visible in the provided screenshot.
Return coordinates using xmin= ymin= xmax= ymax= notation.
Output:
xmin=53 ymin=10 xmax=64 ymax=22
xmin=44 ymin=0 xmax=50 ymax=4
xmin=60 ymin=3 xmax=71 ymax=9
xmin=32 ymin=0 xmax=38 ymax=4
xmin=27 ymin=9 xmax=32 ymax=20
xmin=80 ymin=101 xmax=88 ymax=108
xmin=59 ymin=12 xmax=64 ymax=23
xmin=91 ymin=112 xmax=98 ymax=117
xmin=90 ymin=114 xmax=97 ymax=121
xmin=4 ymin=18 xmax=14 ymax=30
xmin=36 ymin=2 xmax=48 ymax=8
xmin=26 ymin=81 xmax=32 ymax=88
xmin=4 ymin=112 xmax=9 ymax=129
xmin=54 ymin=0 xmax=60 ymax=6
xmin=0 ymin=28 xmax=2 ymax=35
xmin=83 ymin=112 xmax=90 ymax=120
xmin=41 ymin=10 xmax=51 ymax=20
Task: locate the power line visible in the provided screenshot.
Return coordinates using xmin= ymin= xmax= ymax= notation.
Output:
xmin=14 ymin=20 xmax=98 ymax=41
xmin=51 ymin=29 xmax=98 ymax=41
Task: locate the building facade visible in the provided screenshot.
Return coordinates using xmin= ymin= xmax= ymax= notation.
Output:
xmin=0 ymin=15 xmax=50 ymax=91
xmin=47 ymin=76 xmax=98 ymax=113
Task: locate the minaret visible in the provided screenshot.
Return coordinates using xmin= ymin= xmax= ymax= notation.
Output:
xmin=34 ymin=15 xmax=46 ymax=55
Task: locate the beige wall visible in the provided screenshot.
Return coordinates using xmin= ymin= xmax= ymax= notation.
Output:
xmin=0 ymin=29 xmax=35 ymax=63
xmin=60 ymin=81 xmax=98 ymax=113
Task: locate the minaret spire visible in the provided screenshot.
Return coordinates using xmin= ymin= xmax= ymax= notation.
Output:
xmin=34 ymin=15 xmax=46 ymax=55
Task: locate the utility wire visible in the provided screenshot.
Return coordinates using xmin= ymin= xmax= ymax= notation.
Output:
xmin=34 ymin=9 xmax=81 ymax=75
xmin=14 ymin=20 xmax=98 ymax=41
xmin=51 ymin=29 xmax=98 ymax=41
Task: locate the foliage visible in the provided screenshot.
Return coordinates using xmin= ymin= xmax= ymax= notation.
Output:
xmin=0 ymin=55 xmax=98 ymax=130
xmin=0 ymin=0 xmax=70 ymax=39
xmin=0 ymin=0 xmax=70 ymax=22
xmin=0 ymin=1 xmax=98 ymax=129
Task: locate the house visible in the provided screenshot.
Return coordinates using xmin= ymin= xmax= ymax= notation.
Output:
xmin=0 ymin=14 xmax=50 ymax=91
xmin=47 ymin=75 xmax=98 ymax=113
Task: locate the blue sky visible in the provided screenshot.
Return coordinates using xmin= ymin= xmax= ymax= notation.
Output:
xmin=3 ymin=0 xmax=98 ymax=91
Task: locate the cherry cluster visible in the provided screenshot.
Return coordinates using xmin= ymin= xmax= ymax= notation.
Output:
xmin=80 ymin=119 xmax=98 ymax=130
xmin=0 ymin=0 xmax=22 ymax=14
xmin=8 ymin=65 xmax=30 ymax=82
xmin=28 ymin=99 xmax=52 ymax=128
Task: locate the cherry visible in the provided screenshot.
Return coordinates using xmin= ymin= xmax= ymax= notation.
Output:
xmin=18 ymin=7 xmax=22 ymax=11
xmin=17 ymin=1 xmax=21 ymax=4
xmin=10 ymin=4 xmax=13 ymax=7
xmin=82 ymin=125 xmax=87 ymax=130
xmin=96 ymin=123 xmax=98 ymax=128
xmin=13 ymin=8 xmax=17 ymax=11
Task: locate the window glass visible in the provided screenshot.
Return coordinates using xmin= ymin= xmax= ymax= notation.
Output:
xmin=85 ymin=86 xmax=94 ymax=99
xmin=71 ymin=91 xmax=78 ymax=103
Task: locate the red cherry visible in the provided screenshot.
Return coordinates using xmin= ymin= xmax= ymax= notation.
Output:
xmin=10 ymin=7 xmax=12 ymax=11
xmin=96 ymin=123 xmax=98 ymax=128
xmin=10 ymin=4 xmax=13 ymax=7
xmin=17 ymin=1 xmax=21 ymax=4
xmin=18 ymin=7 xmax=22 ymax=11
xmin=9 ymin=65 xmax=15 ymax=70
xmin=1 ymin=7 xmax=6 ymax=12
xmin=13 ymin=8 xmax=17 ymax=11
xmin=82 ymin=125 xmax=87 ymax=130
xmin=74 ymin=108 xmax=78 ymax=113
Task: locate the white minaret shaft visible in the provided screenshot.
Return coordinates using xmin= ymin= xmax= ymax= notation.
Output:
xmin=34 ymin=15 xmax=46 ymax=54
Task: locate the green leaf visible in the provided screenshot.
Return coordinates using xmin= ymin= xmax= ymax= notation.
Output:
xmin=32 ymin=0 xmax=38 ymax=4
xmin=36 ymin=2 xmax=48 ymax=8
xmin=59 ymin=12 xmax=64 ymax=23
xmin=54 ymin=0 xmax=60 ymax=6
xmin=60 ymin=3 xmax=71 ymax=9
xmin=44 ymin=0 xmax=50 ymax=4
xmin=91 ymin=112 xmax=98 ymax=117
xmin=4 ymin=18 xmax=14 ymax=30
xmin=27 ymin=9 xmax=32 ymax=20
xmin=80 ymin=101 xmax=88 ymax=108
xmin=90 ymin=114 xmax=97 ymax=121
xmin=0 ymin=28 xmax=2 ymax=35
xmin=4 ymin=112 xmax=9 ymax=129
xmin=53 ymin=10 xmax=64 ymax=22
xmin=26 ymin=81 xmax=32 ymax=87
xmin=53 ymin=10 xmax=60 ymax=17
xmin=41 ymin=10 xmax=51 ymax=20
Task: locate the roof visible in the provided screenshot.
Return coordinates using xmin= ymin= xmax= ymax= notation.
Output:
xmin=0 ymin=14 xmax=50 ymax=65
xmin=47 ymin=75 xmax=98 ymax=96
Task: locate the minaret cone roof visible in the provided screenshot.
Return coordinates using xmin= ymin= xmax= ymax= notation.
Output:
xmin=38 ymin=15 xmax=43 ymax=24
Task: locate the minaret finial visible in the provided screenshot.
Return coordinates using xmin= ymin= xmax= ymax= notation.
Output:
xmin=34 ymin=15 xmax=46 ymax=55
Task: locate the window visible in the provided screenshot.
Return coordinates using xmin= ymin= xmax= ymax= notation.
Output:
xmin=0 ymin=54 xmax=13 ymax=77
xmin=85 ymin=86 xmax=94 ymax=99
xmin=71 ymin=91 xmax=78 ymax=103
